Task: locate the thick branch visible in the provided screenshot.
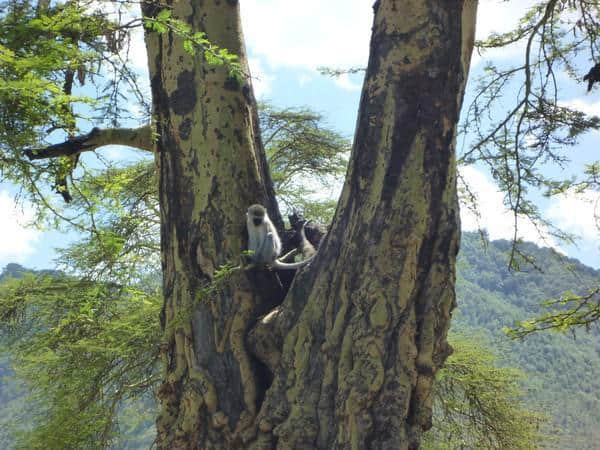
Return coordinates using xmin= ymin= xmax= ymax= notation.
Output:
xmin=25 ymin=126 xmax=153 ymax=160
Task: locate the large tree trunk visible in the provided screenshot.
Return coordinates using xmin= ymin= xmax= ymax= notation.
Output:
xmin=141 ymin=0 xmax=282 ymax=447
xmin=143 ymin=0 xmax=477 ymax=448
xmin=252 ymin=1 xmax=477 ymax=449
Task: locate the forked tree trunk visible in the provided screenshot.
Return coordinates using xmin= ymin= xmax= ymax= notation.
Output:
xmin=253 ymin=1 xmax=477 ymax=449
xmin=142 ymin=0 xmax=477 ymax=448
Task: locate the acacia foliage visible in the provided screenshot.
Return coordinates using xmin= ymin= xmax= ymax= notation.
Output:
xmin=460 ymin=0 xmax=600 ymax=267
xmin=0 ymin=271 xmax=161 ymax=449
xmin=424 ymin=333 xmax=547 ymax=450
xmin=0 ymin=0 xmax=146 ymax=206
xmin=258 ymin=102 xmax=349 ymax=222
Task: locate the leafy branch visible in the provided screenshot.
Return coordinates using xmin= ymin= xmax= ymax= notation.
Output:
xmin=460 ymin=0 xmax=600 ymax=268
xmin=507 ymin=287 xmax=600 ymax=337
xmin=143 ymin=9 xmax=243 ymax=80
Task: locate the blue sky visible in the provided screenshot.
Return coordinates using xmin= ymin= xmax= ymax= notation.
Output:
xmin=1 ymin=0 xmax=599 ymax=270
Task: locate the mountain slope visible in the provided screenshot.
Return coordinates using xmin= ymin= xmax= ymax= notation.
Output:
xmin=455 ymin=232 xmax=600 ymax=449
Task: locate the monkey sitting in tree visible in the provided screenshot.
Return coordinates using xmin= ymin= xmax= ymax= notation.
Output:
xmin=245 ymin=204 xmax=316 ymax=270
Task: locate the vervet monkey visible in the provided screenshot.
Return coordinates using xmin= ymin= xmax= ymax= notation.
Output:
xmin=246 ymin=204 xmax=315 ymax=270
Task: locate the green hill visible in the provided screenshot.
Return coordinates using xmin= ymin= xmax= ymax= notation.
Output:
xmin=456 ymin=232 xmax=600 ymax=449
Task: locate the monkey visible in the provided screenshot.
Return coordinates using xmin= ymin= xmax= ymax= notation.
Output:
xmin=246 ymin=204 xmax=316 ymax=270
xmin=584 ymin=62 xmax=600 ymax=92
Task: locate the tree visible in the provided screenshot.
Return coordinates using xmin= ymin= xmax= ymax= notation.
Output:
xmin=3 ymin=0 xmax=599 ymax=449
xmin=508 ymin=287 xmax=600 ymax=337
xmin=460 ymin=0 xmax=600 ymax=269
xmin=0 ymin=273 xmax=161 ymax=449
xmin=141 ymin=2 xmax=477 ymax=447
xmin=423 ymin=333 xmax=547 ymax=450
xmin=0 ymin=102 xmax=345 ymax=448
xmin=3 ymin=0 xmax=478 ymax=447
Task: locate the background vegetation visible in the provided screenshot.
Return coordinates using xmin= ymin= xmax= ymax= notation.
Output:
xmin=2 ymin=231 xmax=599 ymax=449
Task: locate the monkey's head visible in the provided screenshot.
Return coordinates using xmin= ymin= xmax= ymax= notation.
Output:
xmin=247 ymin=204 xmax=266 ymax=226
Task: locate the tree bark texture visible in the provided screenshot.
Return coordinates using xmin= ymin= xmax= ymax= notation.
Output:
xmin=141 ymin=0 xmax=282 ymax=447
xmin=143 ymin=0 xmax=477 ymax=447
xmin=252 ymin=1 xmax=477 ymax=449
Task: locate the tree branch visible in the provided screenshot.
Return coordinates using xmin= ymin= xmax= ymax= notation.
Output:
xmin=25 ymin=126 xmax=153 ymax=160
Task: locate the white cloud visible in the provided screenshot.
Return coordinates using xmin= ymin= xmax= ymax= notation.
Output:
xmin=94 ymin=1 xmax=540 ymax=82
xmin=248 ymin=58 xmax=275 ymax=99
xmin=460 ymin=167 xmax=600 ymax=260
xmin=472 ymin=0 xmax=538 ymax=66
xmin=459 ymin=166 xmax=559 ymax=248
xmin=90 ymin=1 xmax=541 ymax=93
xmin=0 ymin=191 xmax=40 ymax=265
xmin=560 ymin=98 xmax=600 ymax=118
xmin=476 ymin=0 xmax=537 ymax=39
xmin=332 ymin=73 xmax=362 ymax=92
xmin=547 ymin=189 xmax=600 ymax=242
xmin=240 ymin=1 xmax=539 ymax=73
xmin=241 ymin=0 xmax=372 ymax=70
xmin=125 ymin=27 xmax=149 ymax=72
xmin=298 ymin=73 xmax=313 ymax=87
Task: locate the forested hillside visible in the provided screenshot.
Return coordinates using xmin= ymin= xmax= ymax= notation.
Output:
xmin=1 ymin=234 xmax=599 ymax=448
xmin=456 ymin=232 xmax=600 ymax=449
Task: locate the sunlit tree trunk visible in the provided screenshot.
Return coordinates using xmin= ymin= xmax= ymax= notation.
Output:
xmin=253 ymin=1 xmax=477 ymax=449
xmin=142 ymin=0 xmax=477 ymax=448
xmin=141 ymin=0 xmax=280 ymax=447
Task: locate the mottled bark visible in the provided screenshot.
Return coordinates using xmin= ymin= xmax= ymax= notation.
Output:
xmin=143 ymin=0 xmax=476 ymax=448
xmin=141 ymin=0 xmax=281 ymax=447
xmin=252 ymin=1 xmax=477 ymax=449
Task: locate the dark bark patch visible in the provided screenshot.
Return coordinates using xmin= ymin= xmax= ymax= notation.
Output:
xmin=224 ymin=76 xmax=240 ymax=91
xmin=379 ymin=75 xmax=420 ymax=205
xmin=170 ymin=70 xmax=197 ymax=116
xmin=193 ymin=305 xmax=244 ymax=425
xmin=233 ymin=128 xmax=243 ymax=146
xmin=214 ymin=127 xmax=224 ymax=140
xmin=242 ymin=84 xmax=252 ymax=104
xmin=178 ymin=118 xmax=192 ymax=140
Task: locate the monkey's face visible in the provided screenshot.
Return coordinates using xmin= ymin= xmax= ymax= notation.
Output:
xmin=252 ymin=215 xmax=263 ymax=226
xmin=247 ymin=204 xmax=266 ymax=226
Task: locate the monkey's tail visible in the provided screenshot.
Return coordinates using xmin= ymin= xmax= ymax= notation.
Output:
xmin=271 ymin=254 xmax=315 ymax=270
